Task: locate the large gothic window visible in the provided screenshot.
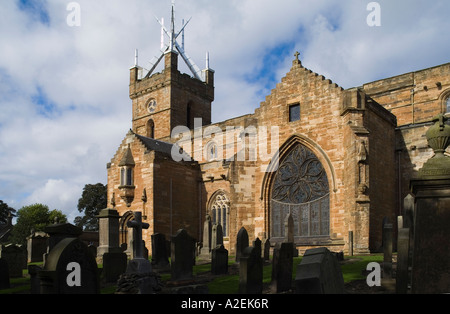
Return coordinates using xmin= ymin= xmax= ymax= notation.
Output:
xmin=209 ymin=192 xmax=229 ymax=237
xmin=271 ymin=144 xmax=330 ymax=239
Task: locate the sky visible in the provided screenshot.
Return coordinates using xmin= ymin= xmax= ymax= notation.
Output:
xmin=0 ymin=0 xmax=449 ymax=223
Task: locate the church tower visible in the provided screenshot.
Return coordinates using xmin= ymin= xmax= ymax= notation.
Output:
xmin=129 ymin=4 xmax=214 ymax=141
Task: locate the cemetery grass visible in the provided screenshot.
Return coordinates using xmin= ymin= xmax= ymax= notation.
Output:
xmin=0 ymin=254 xmax=385 ymax=294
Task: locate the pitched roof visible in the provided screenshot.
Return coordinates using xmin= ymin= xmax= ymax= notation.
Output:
xmin=133 ymin=132 xmax=193 ymax=161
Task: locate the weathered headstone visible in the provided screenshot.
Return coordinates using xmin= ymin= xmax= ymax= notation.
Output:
xmin=199 ymin=214 xmax=212 ymax=259
xmin=295 ymin=247 xmax=345 ymax=294
xmin=0 ymin=243 xmax=26 ymax=278
xmin=126 ymin=211 xmax=151 ymax=273
xmin=211 ymin=223 xmax=224 ymax=251
xmin=43 ymin=222 xmax=82 ymax=264
xmin=0 ymin=258 xmax=10 ymax=290
xmin=211 ymin=244 xmax=228 ymax=275
xmin=116 ymin=212 xmax=161 ymax=294
xmin=101 ymin=252 xmax=128 ymax=284
xmin=235 ymin=227 xmax=249 ymax=263
xmin=151 ymin=233 xmax=170 ymax=269
xmin=285 ymin=212 xmax=299 ymax=257
xmin=408 ymin=114 xmax=450 ymax=294
xmin=239 ymin=238 xmax=263 ymax=294
xmin=396 ymin=227 xmax=410 ymax=294
xmin=96 ymin=208 xmax=121 ymax=257
xmin=271 ymin=242 xmax=293 ymax=293
xmin=38 ymin=237 xmax=100 ymax=294
xmin=27 ymin=230 xmax=48 ymax=263
xmin=171 ymin=229 xmax=195 ymax=281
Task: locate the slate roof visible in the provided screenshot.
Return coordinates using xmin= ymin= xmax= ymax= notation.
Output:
xmin=133 ymin=132 xmax=193 ymax=161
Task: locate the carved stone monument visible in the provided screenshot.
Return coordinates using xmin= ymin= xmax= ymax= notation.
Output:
xmin=409 ymin=114 xmax=450 ymax=294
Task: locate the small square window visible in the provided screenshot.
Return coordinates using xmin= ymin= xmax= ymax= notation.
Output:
xmin=289 ymin=103 xmax=300 ymax=122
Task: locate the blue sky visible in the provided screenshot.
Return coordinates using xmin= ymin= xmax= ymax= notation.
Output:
xmin=0 ymin=0 xmax=449 ymax=223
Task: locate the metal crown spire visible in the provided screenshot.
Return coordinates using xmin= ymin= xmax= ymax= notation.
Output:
xmin=142 ymin=1 xmax=206 ymax=81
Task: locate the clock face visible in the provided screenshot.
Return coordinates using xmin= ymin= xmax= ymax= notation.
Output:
xmin=147 ymin=99 xmax=157 ymax=113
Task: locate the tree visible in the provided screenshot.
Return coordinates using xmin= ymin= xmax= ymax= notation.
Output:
xmin=0 ymin=200 xmax=16 ymax=224
xmin=9 ymin=204 xmax=66 ymax=245
xmin=75 ymin=183 xmax=107 ymax=231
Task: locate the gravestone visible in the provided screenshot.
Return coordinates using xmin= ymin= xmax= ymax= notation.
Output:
xmin=96 ymin=208 xmax=127 ymax=283
xmin=44 ymin=222 xmax=83 ymax=264
xmin=211 ymin=244 xmax=228 ymax=275
xmin=285 ymin=212 xmax=299 ymax=257
xmin=211 ymin=223 xmax=224 ymax=251
xmin=199 ymin=215 xmax=212 ymax=259
xmin=396 ymin=227 xmax=410 ymax=294
xmin=295 ymin=247 xmax=345 ymax=294
xmin=38 ymin=237 xmax=100 ymax=294
xmin=125 ymin=212 xmax=151 ymax=273
xmin=409 ymin=114 xmax=450 ymax=294
xmin=151 ymin=233 xmax=170 ymax=270
xmin=0 ymin=243 xmax=26 ymax=278
xmin=27 ymin=230 xmax=48 ymax=263
xmin=0 ymin=258 xmax=10 ymax=290
xmin=239 ymin=238 xmax=263 ymax=294
xmin=235 ymin=227 xmax=249 ymax=263
xmin=116 ymin=212 xmax=161 ymax=294
xmin=271 ymin=242 xmax=293 ymax=293
xmin=171 ymin=229 xmax=195 ymax=281
xmin=96 ymin=208 xmax=121 ymax=257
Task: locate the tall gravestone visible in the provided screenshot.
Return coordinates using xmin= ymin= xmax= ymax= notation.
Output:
xmin=38 ymin=238 xmax=100 ymax=294
xmin=116 ymin=212 xmax=161 ymax=294
xmin=0 ymin=244 xmax=26 ymax=278
xmin=239 ymin=238 xmax=263 ymax=294
xmin=271 ymin=242 xmax=293 ymax=293
xmin=211 ymin=244 xmax=228 ymax=275
xmin=285 ymin=212 xmax=299 ymax=257
xmin=151 ymin=233 xmax=170 ymax=270
xmin=96 ymin=208 xmax=127 ymax=283
xmin=27 ymin=230 xmax=48 ymax=263
xmin=211 ymin=223 xmax=224 ymax=250
xmin=171 ymin=229 xmax=195 ymax=281
xmin=235 ymin=227 xmax=249 ymax=263
xmin=199 ymin=214 xmax=212 ymax=259
xmin=409 ymin=114 xmax=450 ymax=294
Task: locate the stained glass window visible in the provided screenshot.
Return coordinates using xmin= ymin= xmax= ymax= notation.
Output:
xmin=271 ymin=144 xmax=330 ymax=238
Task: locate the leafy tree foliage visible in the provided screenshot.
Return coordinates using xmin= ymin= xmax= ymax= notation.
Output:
xmin=0 ymin=200 xmax=16 ymax=224
xmin=75 ymin=183 xmax=107 ymax=231
xmin=9 ymin=204 xmax=66 ymax=245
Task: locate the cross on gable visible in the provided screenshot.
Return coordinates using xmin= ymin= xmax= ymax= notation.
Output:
xmin=127 ymin=211 xmax=149 ymax=259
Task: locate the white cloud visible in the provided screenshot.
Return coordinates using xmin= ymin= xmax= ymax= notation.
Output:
xmin=0 ymin=0 xmax=448 ymax=222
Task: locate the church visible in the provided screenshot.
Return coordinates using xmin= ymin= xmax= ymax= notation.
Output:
xmin=106 ymin=7 xmax=450 ymax=256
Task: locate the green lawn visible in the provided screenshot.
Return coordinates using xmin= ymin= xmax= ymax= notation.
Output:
xmin=0 ymin=254 xmax=384 ymax=294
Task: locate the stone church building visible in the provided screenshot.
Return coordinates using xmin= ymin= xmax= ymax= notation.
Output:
xmin=106 ymin=12 xmax=450 ymax=256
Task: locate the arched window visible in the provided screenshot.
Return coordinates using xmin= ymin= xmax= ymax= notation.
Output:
xmin=147 ymin=119 xmax=155 ymax=138
xmin=271 ymin=144 xmax=330 ymax=240
xmin=206 ymin=141 xmax=218 ymax=161
xmin=209 ymin=192 xmax=230 ymax=237
xmin=446 ymin=97 xmax=450 ymax=113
